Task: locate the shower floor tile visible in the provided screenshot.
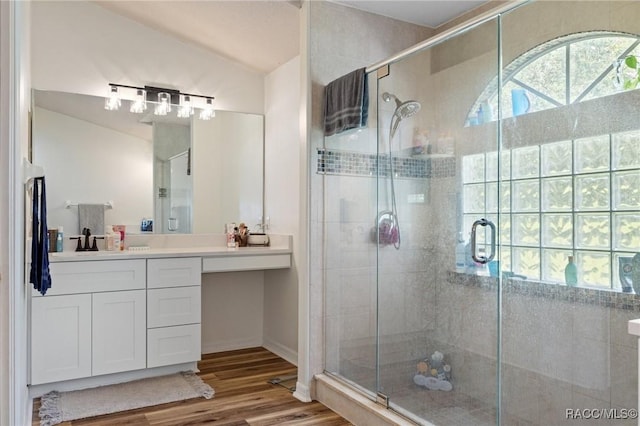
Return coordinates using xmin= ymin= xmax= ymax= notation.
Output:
xmin=391 ymin=384 xmax=532 ymax=426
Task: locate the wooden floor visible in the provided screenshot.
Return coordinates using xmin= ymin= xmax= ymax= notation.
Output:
xmin=32 ymin=347 xmax=351 ymax=425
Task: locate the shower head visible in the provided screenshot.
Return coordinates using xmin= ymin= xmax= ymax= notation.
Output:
xmin=396 ymin=100 xmax=421 ymax=119
xmin=383 ymin=92 xmax=422 ymax=140
xmin=382 ymin=92 xmax=421 ymax=119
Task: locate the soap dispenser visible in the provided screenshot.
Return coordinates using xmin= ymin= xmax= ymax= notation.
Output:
xmin=56 ymin=226 xmax=64 ymax=252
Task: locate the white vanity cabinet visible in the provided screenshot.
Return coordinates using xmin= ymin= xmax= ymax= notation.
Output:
xmin=30 ymin=259 xmax=146 ymax=385
xmin=146 ymin=257 xmax=202 ymax=368
xmin=30 ymin=240 xmax=292 ymax=391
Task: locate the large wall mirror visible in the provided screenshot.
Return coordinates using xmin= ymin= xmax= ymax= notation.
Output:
xmin=32 ymin=90 xmax=264 ymax=235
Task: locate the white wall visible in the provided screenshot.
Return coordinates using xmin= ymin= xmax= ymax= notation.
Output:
xmin=32 ymin=107 xmax=153 ymax=234
xmin=263 ymin=56 xmax=301 ymax=364
xmin=2 ymin=1 xmax=31 ymax=424
xmin=30 ymin=1 xmax=264 ymax=114
xmin=200 ymin=271 xmax=265 ymax=353
xmin=1 ymin=4 xmax=11 ymax=424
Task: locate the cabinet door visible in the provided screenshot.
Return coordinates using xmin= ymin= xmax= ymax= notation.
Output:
xmin=31 ymin=294 xmax=92 ymax=385
xmin=92 ymin=290 xmax=146 ymax=376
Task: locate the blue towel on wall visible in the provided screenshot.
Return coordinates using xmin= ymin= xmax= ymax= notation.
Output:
xmin=29 ymin=177 xmax=52 ymax=295
xmin=324 ymin=67 xmax=369 ymax=136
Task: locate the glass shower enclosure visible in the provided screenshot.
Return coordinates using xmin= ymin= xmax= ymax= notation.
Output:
xmin=323 ymin=1 xmax=640 ymax=425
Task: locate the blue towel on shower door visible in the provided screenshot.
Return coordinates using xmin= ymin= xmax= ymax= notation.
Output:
xmin=29 ymin=177 xmax=52 ymax=295
xmin=324 ymin=67 xmax=369 ymax=136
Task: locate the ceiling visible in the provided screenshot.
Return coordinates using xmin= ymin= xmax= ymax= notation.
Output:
xmin=94 ymin=0 xmax=488 ymax=74
xmin=333 ymin=1 xmax=489 ymax=28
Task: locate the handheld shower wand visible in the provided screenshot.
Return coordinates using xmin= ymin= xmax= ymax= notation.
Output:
xmin=379 ymin=92 xmax=422 ymax=250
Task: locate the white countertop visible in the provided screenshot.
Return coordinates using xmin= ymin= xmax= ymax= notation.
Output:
xmin=628 ymin=319 xmax=640 ymax=337
xmin=49 ymin=233 xmax=292 ymax=263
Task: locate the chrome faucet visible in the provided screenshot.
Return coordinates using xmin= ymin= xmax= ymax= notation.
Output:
xmin=254 ymin=216 xmax=269 ymax=233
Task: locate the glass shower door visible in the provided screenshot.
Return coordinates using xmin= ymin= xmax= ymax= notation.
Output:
xmin=375 ymin=17 xmax=501 ymax=425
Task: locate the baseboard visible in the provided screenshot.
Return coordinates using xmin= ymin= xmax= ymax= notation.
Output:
xmin=262 ymin=337 xmax=298 ymax=365
xmin=293 ymin=381 xmax=312 ymax=402
xmin=315 ymin=374 xmax=420 ymax=426
xmin=201 ymin=336 xmax=263 ymax=354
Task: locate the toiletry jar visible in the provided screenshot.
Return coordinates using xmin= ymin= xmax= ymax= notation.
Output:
xmin=248 ymin=233 xmax=269 ymax=246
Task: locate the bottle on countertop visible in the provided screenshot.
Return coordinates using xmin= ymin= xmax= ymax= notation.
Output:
xmin=105 ymin=228 xmax=115 ymax=251
xmin=455 ymin=232 xmax=466 ymax=273
xmin=565 ymin=255 xmax=578 ymax=286
xmin=226 ymin=223 xmax=237 ymax=248
xmin=112 ymin=225 xmax=125 ymax=251
xmin=56 ymin=226 xmax=64 ymax=252
xmin=112 ymin=229 xmax=121 ymax=252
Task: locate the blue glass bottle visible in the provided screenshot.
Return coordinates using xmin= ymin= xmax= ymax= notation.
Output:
xmin=565 ymin=255 xmax=577 ymax=286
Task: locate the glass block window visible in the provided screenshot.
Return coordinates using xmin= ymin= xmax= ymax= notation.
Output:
xmin=462 ymin=130 xmax=640 ymax=291
xmin=466 ymin=32 xmax=640 ymax=125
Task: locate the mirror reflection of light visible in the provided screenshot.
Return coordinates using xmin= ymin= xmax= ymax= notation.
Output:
xmin=199 ymin=97 xmax=215 ymax=120
xmin=104 ymin=86 xmax=121 ymax=111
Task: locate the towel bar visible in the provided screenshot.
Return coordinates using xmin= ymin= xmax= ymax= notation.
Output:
xmin=65 ymin=200 xmax=114 ymax=209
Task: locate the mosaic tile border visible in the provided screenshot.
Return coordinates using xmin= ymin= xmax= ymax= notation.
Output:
xmin=448 ymin=271 xmax=640 ymax=312
xmin=316 ymin=148 xmax=455 ymax=179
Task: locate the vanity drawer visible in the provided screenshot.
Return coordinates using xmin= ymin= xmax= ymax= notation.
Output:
xmin=147 ymin=324 xmax=201 ymax=368
xmin=147 ymin=257 xmax=201 ymax=289
xmin=202 ymin=254 xmax=291 ymax=272
xmin=147 ymin=286 xmax=201 ymax=328
xmin=35 ymin=260 xmax=146 ymax=296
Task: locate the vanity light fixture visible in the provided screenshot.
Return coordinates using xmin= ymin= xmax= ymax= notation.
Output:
xmin=105 ymin=83 xmax=216 ymax=120
xmin=199 ymin=97 xmax=216 ymax=120
xmin=104 ymin=85 xmax=121 ymax=111
xmin=129 ymin=89 xmax=147 ymax=113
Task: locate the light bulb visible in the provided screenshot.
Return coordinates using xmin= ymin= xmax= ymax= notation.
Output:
xmin=199 ymin=97 xmax=215 ymax=120
xmin=177 ymin=95 xmax=194 ymax=118
xmin=154 ymin=92 xmax=172 ymax=116
xmin=104 ymin=86 xmax=121 ymax=111
xmin=130 ymin=89 xmax=147 ymax=113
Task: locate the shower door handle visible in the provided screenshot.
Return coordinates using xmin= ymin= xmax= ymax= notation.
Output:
xmin=470 ymin=218 xmax=496 ymax=264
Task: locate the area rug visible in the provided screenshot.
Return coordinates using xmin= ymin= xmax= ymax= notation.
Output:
xmin=39 ymin=371 xmax=214 ymax=426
